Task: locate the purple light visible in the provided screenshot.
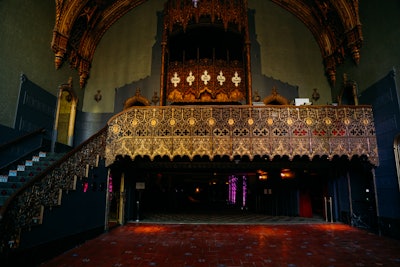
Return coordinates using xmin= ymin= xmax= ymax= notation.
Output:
xmin=83 ymin=182 xmax=89 ymax=192
xmin=108 ymin=175 xmax=113 ymax=193
xmin=242 ymin=175 xmax=247 ymax=207
xmin=228 ymin=175 xmax=247 ymax=207
xmin=228 ymin=175 xmax=238 ymax=204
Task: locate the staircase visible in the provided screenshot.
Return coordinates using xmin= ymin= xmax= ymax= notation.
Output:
xmin=0 ymin=152 xmax=64 ymax=207
xmin=0 ymin=126 xmax=107 ymax=262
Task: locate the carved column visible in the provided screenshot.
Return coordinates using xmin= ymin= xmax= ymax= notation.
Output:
xmin=51 ymin=31 xmax=69 ymax=69
xmin=160 ymin=33 xmax=167 ymax=106
xmin=243 ymin=0 xmax=252 ymax=105
xmin=67 ymin=99 xmax=78 ymax=146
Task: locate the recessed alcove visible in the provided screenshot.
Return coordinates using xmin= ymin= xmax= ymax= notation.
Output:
xmin=168 ymin=26 xmax=244 ymax=62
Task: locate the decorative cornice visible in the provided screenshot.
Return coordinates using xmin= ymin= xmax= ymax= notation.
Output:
xmin=52 ymin=0 xmax=146 ymax=88
xmin=270 ymin=0 xmax=362 ymax=86
xmin=51 ymin=0 xmax=362 ymax=89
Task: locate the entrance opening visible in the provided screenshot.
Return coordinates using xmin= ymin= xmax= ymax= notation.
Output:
xmin=142 ymin=171 xmax=251 ymax=214
xmin=107 ymin=155 xmax=353 ymax=224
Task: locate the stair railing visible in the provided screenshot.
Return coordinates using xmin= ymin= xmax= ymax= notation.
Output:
xmin=0 ymin=126 xmax=107 ymax=253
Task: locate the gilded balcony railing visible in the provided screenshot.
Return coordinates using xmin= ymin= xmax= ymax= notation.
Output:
xmin=0 ymin=127 xmax=106 ymax=253
xmin=106 ymin=105 xmax=379 ymax=167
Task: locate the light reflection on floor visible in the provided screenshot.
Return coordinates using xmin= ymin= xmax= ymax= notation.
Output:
xmin=132 ymin=225 xmax=168 ymax=233
xmin=41 ymin=223 xmax=400 ymax=267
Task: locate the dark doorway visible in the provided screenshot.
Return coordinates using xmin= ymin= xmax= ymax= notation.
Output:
xmin=107 ymin=155 xmax=376 ymax=225
xmin=141 ymin=171 xmax=253 ymax=214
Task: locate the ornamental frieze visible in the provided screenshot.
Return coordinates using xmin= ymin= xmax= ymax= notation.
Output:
xmin=105 ymin=105 xmax=379 ymax=167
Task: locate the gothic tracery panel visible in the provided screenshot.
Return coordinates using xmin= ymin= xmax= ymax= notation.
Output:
xmin=106 ymin=105 xmax=379 ymax=166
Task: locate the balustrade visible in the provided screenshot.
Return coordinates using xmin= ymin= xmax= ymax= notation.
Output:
xmin=106 ymin=105 xmax=378 ymax=167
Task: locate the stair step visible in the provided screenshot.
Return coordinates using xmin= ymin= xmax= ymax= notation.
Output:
xmin=0 ymin=183 xmax=9 ymax=189
xmin=6 ymin=176 xmax=33 ymax=183
xmin=0 ymin=175 xmax=7 ymax=183
xmin=0 ymin=196 xmax=8 ymax=206
xmin=0 ymin=182 xmax=24 ymax=189
xmin=0 ymin=188 xmax=15 ymax=196
xmin=24 ymin=166 xmax=47 ymax=172
xmin=31 ymin=162 xmax=51 ymax=167
xmin=0 ymin=151 xmax=67 ymax=208
xmin=17 ymin=165 xmax=25 ymax=171
xmin=8 ymin=170 xmax=17 ymax=176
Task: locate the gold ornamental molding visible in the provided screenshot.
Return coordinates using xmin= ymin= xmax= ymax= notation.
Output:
xmin=105 ymin=105 xmax=378 ymax=167
xmin=51 ymin=0 xmax=362 ymax=89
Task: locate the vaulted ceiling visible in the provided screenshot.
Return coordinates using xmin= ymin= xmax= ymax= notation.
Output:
xmin=51 ymin=0 xmax=362 ymax=89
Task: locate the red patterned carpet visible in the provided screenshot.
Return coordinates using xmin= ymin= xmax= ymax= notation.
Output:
xmin=41 ymin=222 xmax=400 ymax=267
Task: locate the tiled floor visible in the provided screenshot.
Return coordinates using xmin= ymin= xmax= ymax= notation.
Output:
xmin=41 ymin=220 xmax=400 ymax=267
xmin=137 ymin=211 xmax=326 ymax=225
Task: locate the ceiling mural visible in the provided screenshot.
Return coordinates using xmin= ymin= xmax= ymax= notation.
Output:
xmin=51 ymin=0 xmax=362 ymax=89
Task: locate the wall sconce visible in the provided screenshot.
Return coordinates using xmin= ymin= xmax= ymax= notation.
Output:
xmin=152 ymin=91 xmax=160 ymax=105
xmin=280 ymin=168 xmax=295 ymax=179
xmin=312 ymin=88 xmax=320 ymax=102
xmin=253 ymin=90 xmax=261 ymax=102
xmin=258 ymin=170 xmax=268 ymax=180
xmin=65 ymin=93 xmax=72 ymax=102
xmin=94 ymin=90 xmax=102 ymax=102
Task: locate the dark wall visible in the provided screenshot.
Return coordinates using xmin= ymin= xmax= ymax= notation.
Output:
xmin=14 ymin=74 xmax=56 ymax=140
xmin=73 ymin=111 xmax=113 ymax=146
xmin=359 ymin=69 xmax=400 ymax=219
xmin=0 ymin=125 xmax=25 ymax=145
xmin=359 ymin=69 xmax=400 ymax=237
xmin=248 ymin=9 xmax=299 ymax=103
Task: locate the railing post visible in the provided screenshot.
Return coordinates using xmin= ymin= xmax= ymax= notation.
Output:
xmin=104 ymin=169 xmax=111 ymax=232
xmin=347 ymin=171 xmax=353 ymax=225
xmin=118 ymin=172 xmax=125 ymax=225
xmin=329 ymin=196 xmax=333 ymax=223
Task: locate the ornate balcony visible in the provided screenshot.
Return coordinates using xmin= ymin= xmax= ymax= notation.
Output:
xmin=0 ymin=104 xmax=379 ymax=253
xmin=106 ymin=105 xmax=379 ymax=167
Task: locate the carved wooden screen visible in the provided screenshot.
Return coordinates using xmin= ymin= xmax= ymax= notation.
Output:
xmin=161 ymin=0 xmax=251 ymax=105
xmin=167 ymin=59 xmax=245 ymax=103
